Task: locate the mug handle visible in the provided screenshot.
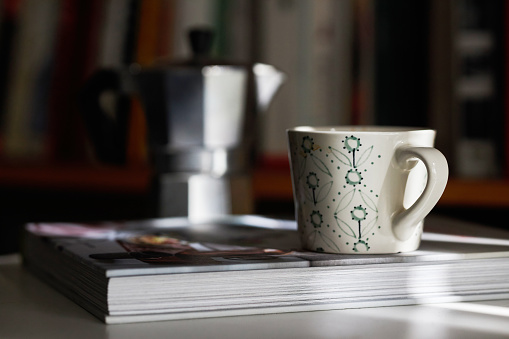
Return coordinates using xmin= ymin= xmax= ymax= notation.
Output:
xmin=392 ymin=146 xmax=449 ymax=241
xmin=80 ymin=69 xmax=130 ymax=165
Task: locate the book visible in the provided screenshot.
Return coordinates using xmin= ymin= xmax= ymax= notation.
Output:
xmin=256 ymin=0 xmax=353 ymax=157
xmin=46 ymin=0 xmax=104 ymax=162
xmin=156 ymin=0 xmax=176 ymax=59
xmin=213 ymin=0 xmax=254 ymax=62
xmin=0 ymin=0 xmax=22 ymax=154
xmin=428 ymin=0 xmax=456 ymax=171
xmin=373 ymin=0 xmax=430 ymax=128
xmin=452 ymin=0 xmax=505 ymax=178
xmin=171 ymin=0 xmax=216 ymax=60
xmin=351 ymin=0 xmax=376 ymax=126
xmin=22 ymin=214 xmax=509 ymax=324
xmin=1 ymin=0 xmax=60 ymax=160
xmin=125 ymin=0 xmax=165 ymax=167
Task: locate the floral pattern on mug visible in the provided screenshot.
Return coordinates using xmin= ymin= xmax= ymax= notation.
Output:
xmin=293 ymin=135 xmax=381 ymax=253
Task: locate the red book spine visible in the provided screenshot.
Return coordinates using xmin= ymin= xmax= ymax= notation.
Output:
xmin=46 ymin=0 xmax=103 ymax=163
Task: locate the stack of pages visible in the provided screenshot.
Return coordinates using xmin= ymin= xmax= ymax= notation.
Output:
xmin=22 ymin=215 xmax=509 ymax=324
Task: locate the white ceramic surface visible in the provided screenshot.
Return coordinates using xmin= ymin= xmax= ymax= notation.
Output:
xmin=287 ymin=126 xmax=449 ymax=254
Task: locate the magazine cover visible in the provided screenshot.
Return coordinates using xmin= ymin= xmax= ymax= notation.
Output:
xmin=24 ymin=215 xmax=509 ymax=277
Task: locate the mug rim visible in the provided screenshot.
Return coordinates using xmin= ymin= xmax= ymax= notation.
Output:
xmin=287 ymin=126 xmax=435 ymax=134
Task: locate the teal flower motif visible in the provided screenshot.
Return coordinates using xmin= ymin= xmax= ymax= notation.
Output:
xmin=343 ymin=136 xmax=361 ymax=153
xmin=310 ymin=210 xmax=323 ymax=228
xmin=345 ymin=169 xmax=363 ymax=186
xmin=301 ymin=136 xmax=314 ymax=153
xmin=353 ymin=240 xmax=370 ymax=252
xmin=351 ymin=205 xmax=367 ymax=221
xmin=306 ymin=172 xmax=319 ymax=189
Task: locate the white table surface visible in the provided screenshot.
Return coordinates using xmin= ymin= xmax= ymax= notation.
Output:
xmin=2 ymin=253 xmax=509 ymax=339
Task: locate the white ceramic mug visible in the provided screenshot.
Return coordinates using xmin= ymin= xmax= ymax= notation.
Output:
xmin=287 ymin=126 xmax=448 ymax=254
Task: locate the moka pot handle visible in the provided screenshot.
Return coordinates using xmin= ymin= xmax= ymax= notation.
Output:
xmin=80 ymin=69 xmax=131 ymax=165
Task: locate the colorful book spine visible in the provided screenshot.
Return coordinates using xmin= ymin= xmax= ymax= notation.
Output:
xmin=453 ymin=0 xmax=505 ymax=178
xmin=2 ymin=0 xmax=59 ymax=160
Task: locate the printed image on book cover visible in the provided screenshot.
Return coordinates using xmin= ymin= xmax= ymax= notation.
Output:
xmin=26 ymin=217 xmax=315 ymax=274
xmin=25 ymin=215 xmax=509 ymax=277
xmin=95 ymin=229 xmax=296 ymax=266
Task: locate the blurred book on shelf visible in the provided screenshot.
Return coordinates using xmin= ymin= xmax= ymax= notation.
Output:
xmin=452 ymin=0 xmax=505 ymax=179
xmin=1 ymin=0 xmax=59 ymax=161
xmin=255 ymin=0 xmax=353 ymax=157
xmin=373 ymin=0 xmax=430 ymax=128
xmin=0 ymin=0 xmax=507 ymax=183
